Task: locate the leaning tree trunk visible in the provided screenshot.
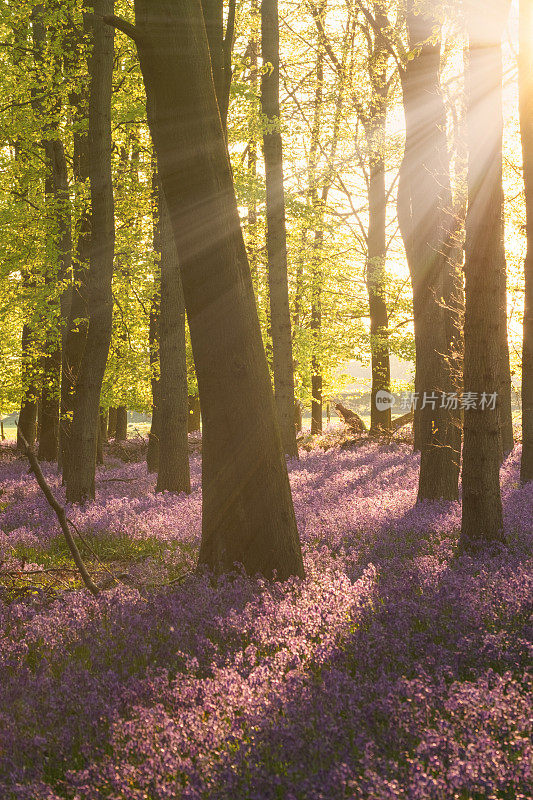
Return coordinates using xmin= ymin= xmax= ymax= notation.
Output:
xmin=520 ymin=0 xmax=533 ymax=484
xmin=65 ymin=1 xmax=115 ymax=503
xmin=105 ymin=0 xmax=304 ymax=579
xmin=155 ymin=182 xmax=191 ymax=493
xmin=261 ymin=0 xmax=298 ymax=457
xmin=397 ymin=7 xmax=460 ymax=501
xmin=460 ymin=0 xmax=510 ymax=545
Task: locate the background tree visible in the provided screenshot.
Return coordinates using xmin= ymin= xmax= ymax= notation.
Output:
xmin=460 ymin=0 xmax=510 ymax=545
xmin=106 ymin=0 xmax=305 ymax=579
xmin=261 ymin=0 xmax=299 ymax=456
xmin=520 ymin=0 xmax=533 ymax=484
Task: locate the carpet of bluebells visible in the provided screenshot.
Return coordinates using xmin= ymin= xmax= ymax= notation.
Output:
xmin=0 ymin=438 xmax=531 ymax=799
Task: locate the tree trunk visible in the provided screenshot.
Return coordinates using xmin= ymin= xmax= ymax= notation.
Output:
xmin=96 ymin=408 xmax=107 ymax=465
xmin=107 ymin=406 xmax=117 ymax=438
xmin=106 ymin=0 xmax=304 ymax=579
xmin=65 ymin=1 xmax=115 ymax=503
xmin=147 ymin=167 xmax=161 ymax=474
xmin=311 ymin=279 xmax=323 ymax=436
xmin=294 ymin=400 xmax=302 ymax=433
xmin=31 ymin=10 xmax=71 ymax=464
xmin=155 ymin=182 xmax=191 ymax=493
xmin=366 ymin=119 xmax=391 ymax=436
xmin=188 ymin=395 xmax=201 ymax=432
xmin=397 ymin=6 xmax=460 ymax=501
xmin=38 ymin=343 xmax=61 ymax=461
xmin=261 ymin=0 xmax=298 ymax=457
xmin=17 ymin=324 xmax=38 ymax=451
xmin=115 ymin=405 xmax=128 ymax=441
xmin=60 ymin=12 xmax=91 ymax=475
xmin=460 ymin=0 xmax=510 ymax=545
xmin=200 ymin=0 xmax=236 ymax=131
xmin=520 ymin=0 xmax=533 ymax=484
xmin=498 ymin=256 xmax=514 ymax=458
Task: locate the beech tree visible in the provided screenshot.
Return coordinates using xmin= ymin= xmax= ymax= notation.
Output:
xmin=460 ymin=0 xmax=510 ymax=545
xmin=261 ymin=0 xmax=298 ymax=457
xmin=155 ymin=180 xmax=191 ymax=494
xmin=64 ymin=0 xmax=115 ymax=502
xmin=397 ymin=3 xmax=461 ymax=500
xmin=105 ymin=0 xmax=304 ymax=579
xmin=520 ymin=0 xmax=533 ymax=484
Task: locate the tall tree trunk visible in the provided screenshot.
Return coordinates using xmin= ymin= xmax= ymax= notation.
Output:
xmin=107 ymin=406 xmax=117 ymax=438
xmin=115 ymin=405 xmax=128 ymax=441
xmin=96 ymin=408 xmax=107 ymax=465
xmin=310 ymin=286 xmax=323 ymax=435
xmin=65 ymin=1 xmax=115 ymax=503
xmin=499 ymin=252 xmax=514 ymax=458
xmin=38 ymin=343 xmax=61 ymax=461
xmin=17 ymin=324 xmax=38 ymax=451
xmin=147 ymin=167 xmax=161 ymax=474
xmin=60 ymin=10 xmax=91 ymax=475
xmin=366 ymin=118 xmax=391 ymax=435
xmin=31 ymin=9 xmax=72 ymax=463
xmin=261 ymin=0 xmax=298 ymax=457
xmin=147 ymin=290 xmax=160 ymax=472
xmin=397 ymin=6 xmax=460 ymax=501
xmin=460 ymin=0 xmax=510 ymax=545
xmin=106 ymin=0 xmax=304 ymax=579
xmin=520 ymin=0 xmax=533 ymax=484
xmin=201 ymin=0 xmax=236 ymax=131
xmin=155 ymin=182 xmax=191 ymax=493
xmin=188 ymin=395 xmax=201 ymax=432
xmin=247 ymin=2 xmax=260 ymax=294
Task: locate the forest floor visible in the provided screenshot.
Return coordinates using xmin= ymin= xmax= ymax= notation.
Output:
xmin=0 ymin=436 xmax=531 ymax=799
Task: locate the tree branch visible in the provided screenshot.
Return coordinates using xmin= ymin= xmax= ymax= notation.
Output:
xmin=102 ymin=14 xmax=140 ymax=43
xmin=16 ymin=427 xmax=99 ymax=596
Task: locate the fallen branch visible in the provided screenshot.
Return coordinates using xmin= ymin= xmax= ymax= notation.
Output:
xmin=1 ymin=568 xmax=80 ymax=577
xmin=334 ymin=403 xmax=368 ymax=434
xmin=391 ymin=410 xmax=414 ymax=431
xmin=16 ymin=428 xmax=99 ymax=596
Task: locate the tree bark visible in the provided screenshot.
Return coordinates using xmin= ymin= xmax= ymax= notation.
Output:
xmin=147 ymin=167 xmax=161 ymax=474
xmin=147 ymin=293 xmax=160 ymax=472
xmin=155 ymin=181 xmax=191 ymax=493
xmin=38 ymin=344 xmax=61 ymax=461
xmin=520 ymin=0 xmax=533 ymax=484
xmin=60 ymin=10 xmax=91 ymax=475
xmin=107 ymin=406 xmax=117 ymax=438
xmin=106 ymin=0 xmax=304 ymax=579
xmin=188 ymin=395 xmax=201 ymax=432
xmin=96 ymin=408 xmax=107 ymax=465
xmin=460 ymin=0 xmax=510 ymax=545
xmin=261 ymin=0 xmax=298 ymax=457
xmin=31 ymin=9 xmax=71 ymax=463
xmin=366 ymin=118 xmax=391 ymax=436
xmin=397 ymin=6 xmax=460 ymax=501
xmin=115 ymin=405 xmax=128 ymax=441
xmin=65 ymin=1 xmax=115 ymax=503
xmin=17 ymin=324 xmax=38 ymax=451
